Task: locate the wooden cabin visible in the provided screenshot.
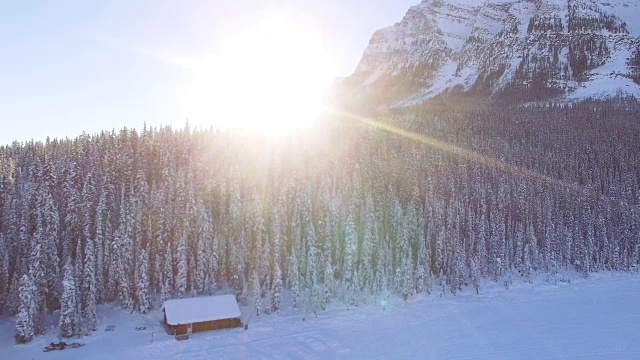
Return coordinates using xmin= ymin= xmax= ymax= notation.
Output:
xmin=162 ymin=295 xmax=242 ymax=336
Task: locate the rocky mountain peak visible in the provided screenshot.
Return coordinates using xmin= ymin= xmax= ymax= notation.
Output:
xmin=339 ymin=0 xmax=640 ymax=107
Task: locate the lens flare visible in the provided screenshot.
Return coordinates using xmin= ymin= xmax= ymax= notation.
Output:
xmin=181 ymin=13 xmax=336 ymax=134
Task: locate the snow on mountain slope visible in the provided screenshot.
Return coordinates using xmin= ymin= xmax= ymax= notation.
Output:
xmin=341 ymin=0 xmax=640 ymax=107
xmin=2 ymin=273 xmax=640 ymax=359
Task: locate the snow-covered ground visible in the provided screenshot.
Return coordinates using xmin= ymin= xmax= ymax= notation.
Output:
xmin=3 ymin=273 xmax=640 ymax=359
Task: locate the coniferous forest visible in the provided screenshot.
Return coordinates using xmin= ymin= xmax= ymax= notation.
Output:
xmin=2 ymin=102 xmax=640 ymax=343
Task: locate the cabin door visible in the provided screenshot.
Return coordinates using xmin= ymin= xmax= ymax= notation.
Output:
xmin=187 ymin=324 xmax=192 ymax=334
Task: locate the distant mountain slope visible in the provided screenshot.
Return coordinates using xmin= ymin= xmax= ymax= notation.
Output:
xmin=339 ymin=0 xmax=640 ymax=107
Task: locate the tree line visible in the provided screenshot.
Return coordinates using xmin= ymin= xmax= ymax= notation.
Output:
xmin=1 ymin=101 xmax=639 ymax=343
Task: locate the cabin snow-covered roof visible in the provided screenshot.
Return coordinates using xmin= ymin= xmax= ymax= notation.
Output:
xmin=162 ymin=295 xmax=241 ymax=325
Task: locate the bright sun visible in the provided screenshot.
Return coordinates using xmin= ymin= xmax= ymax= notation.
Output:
xmin=182 ymin=14 xmax=335 ymax=134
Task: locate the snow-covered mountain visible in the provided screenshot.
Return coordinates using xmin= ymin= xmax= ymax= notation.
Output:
xmin=339 ymin=0 xmax=640 ymax=107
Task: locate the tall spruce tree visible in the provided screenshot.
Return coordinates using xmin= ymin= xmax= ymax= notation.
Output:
xmin=15 ymin=274 xmax=36 ymax=344
xmin=59 ymin=259 xmax=79 ymax=338
xmin=135 ymin=248 xmax=152 ymax=313
xmin=82 ymin=236 xmax=97 ymax=333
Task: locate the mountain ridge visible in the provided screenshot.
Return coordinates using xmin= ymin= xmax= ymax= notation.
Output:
xmin=338 ymin=0 xmax=640 ymax=107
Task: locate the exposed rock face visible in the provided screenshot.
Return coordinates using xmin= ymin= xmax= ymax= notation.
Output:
xmin=341 ymin=0 xmax=640 ymax=107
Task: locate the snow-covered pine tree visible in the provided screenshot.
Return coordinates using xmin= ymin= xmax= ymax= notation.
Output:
xmin=228 ymin=179 xmax=245 ymax=297
xmin=40 ymin=187 xmax=61 ymax=312
xmin=195 ymin=204 xmax=210 ymax=294
xmin=240 ymin=276 xmax=249 ymax=307
xmin=135 ymin=248 xmax=152 ymax=313
xmin=74 ymin=237 xmax=83 ymax=333
xmin=94 ymin=188 xmax=107 ymax=303
xmin=269 ymin=211 xmax=283 ymax=312
xmin=176 ymin=228 xmax=188 ymax=298
xmin=416 ymin=203 xmax=430 ymax=295
xmin=146 ymin=189 xmax=159 ymax=295
xmin=407 ymin=203 xmax=423 ymax=296
xmin=514 ymin=223 xmax=525 ymax=273
xmin=2 ymin=189 xmax=20 ymax=279
xmin=361 ymin=197 xmax=376 ymax=300
xmin=288 ymin=249 xmax=300 ymax=308
xmin=542 ymin=192 xmax=557 ymax=277
xmin=161 ymin=246 xmax=174 ymax=303
xmin=398 ymin=206 xmax=414 ymax=301
xmin=252 ymin=203 xmax=267 ymax=287
xmin=305 ymin=222 xmax=321 ymax=314
xmin=81 ymin=236 xmax=97 ymax=333
xmin=380 ymin=241 xmax=391 ymax=308
xmin=351 ymin=270 xmax=360 ymax=307
xmin=322 ymin=261 xmax=334 ymax=310
xmin=114 ymin=190 xmax=134 ymax=310
xmin=271 ymin=263 xmax=283 ymax=313
xmin=583 ymin=219 xmax=595 ymax=277
xmin=523 ymin=243 xmax=533 ymax=283
xmin=59 ymin=258 xmax=79 ymax=338
xmin=28 ymin=209 xmax=48 ymax=335
xmin=470 ymin=256 xmax=481 ymax=294
xmin=207 ymin=232 xmax=220 ymax=294
xmin=400 ymin=256 xmax=413 ymax=301
xmin=374 ymin=238 xmax=386 ymax=296
xmin=184 ymin=181 xmax=198 ymax=293
xmin=82 ymin=172 xmax=97 ymax=252
xmin=434 ymin=205 xmax=446 ymax=281
xmin=343 ymin=213 xmax=358 ymax=306
xmin=15 ymin=274 xmax=36 ymax=344
xmin=477 ymin=213 xmax=489 ymax=276
xmin=259 ymin=216 xmax=271 ymax=287
xmin=195 ymin=233 xmax=206 ymax=295
xmin=450 ymin=211 xmax=467 ymax=295
xmin=0 ymin=235 xmax=8 ymax=314
xmin=63 ymin=163 xmax=80 ymax=262
xmin=523 ymin=225 xmax=537 ymax=283
xmin=252 ymin=270 xmax=261 ymax=316
xmin=6 ymin=271 xmax=21 ymax=316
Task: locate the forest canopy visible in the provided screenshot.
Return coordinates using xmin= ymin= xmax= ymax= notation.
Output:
xmin=1 ymin=102 xmax=639 ymax=342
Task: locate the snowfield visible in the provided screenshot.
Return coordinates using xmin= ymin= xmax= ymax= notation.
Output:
xmin=2 ymin=273 xmax=640 ymax=359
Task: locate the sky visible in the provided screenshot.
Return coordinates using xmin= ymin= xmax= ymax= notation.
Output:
xmin=0 ymin=0 xmax=418 ymax=145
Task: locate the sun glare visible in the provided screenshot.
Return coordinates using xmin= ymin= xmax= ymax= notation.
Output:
xmin=182 ymin=14 xmax=335 ymax=134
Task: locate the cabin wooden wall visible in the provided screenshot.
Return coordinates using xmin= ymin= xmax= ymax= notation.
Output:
xmin=171 ymin=324 xmax=188 ymax=335
xmin=168 ymin=318 xmax=241 ymax=336
xmin=192 ymin=318 xmax=241 ymax=332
